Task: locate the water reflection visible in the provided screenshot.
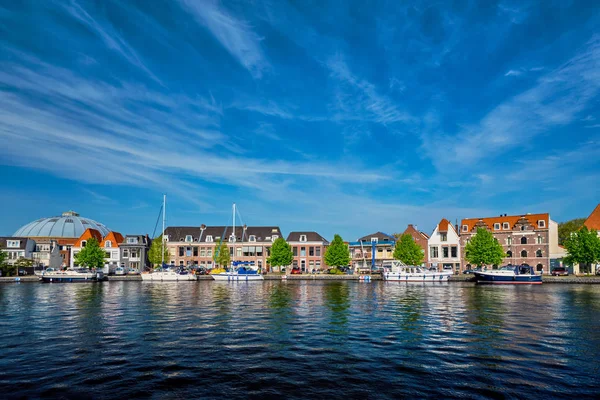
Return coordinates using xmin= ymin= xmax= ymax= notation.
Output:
xmin=324 ymin=282 xmax=350 ymax=335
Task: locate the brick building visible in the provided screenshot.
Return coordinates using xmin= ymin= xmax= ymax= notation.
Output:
xmin=286 ymin=231 xmax=329 ymax=272
xmin=402 ymin=225 xmax=429 ymax=267
xmin=459 ymin=213 xmax=559 ymax=274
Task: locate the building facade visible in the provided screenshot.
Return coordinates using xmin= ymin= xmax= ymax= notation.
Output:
xmin=348 ymin=232 xmax=396 ymax=271
xmin=120 ymin=235 xmax=151 ymax=273
xmin=460 ymin=213 xmax=557 ymax=274
xmin=70 ymin=228 xmax=123 ymax=269
xmin=164 ymin=225 xmax=283 ymax=271
xmin=428 ymin=219 xmax=461 ymax=273
xmin=0 ymin=237 xmax=36 ymax=265
xmin=580 ymin=203 xmax=600 ymax=274
xmin=286 ymin=232 xmax=329 ymax=272
xmin=402 ymin=225 xmax=429 ymax=266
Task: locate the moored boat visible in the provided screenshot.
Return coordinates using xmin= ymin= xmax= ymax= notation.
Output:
xmin=211 ymin=262 xmax=263 ymax=281
xmin=382 ymin=260 xmax=452 ymax=282
xmin=141 ymin=267 xmax=197 ymax=281
xmin=40 ymin=268 xmax=105 ymax=283
xmin=473 ymin=264 xmax=542 ymax=284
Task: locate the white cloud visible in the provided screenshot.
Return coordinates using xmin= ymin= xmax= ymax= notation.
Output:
xmin=504 ymin=69 xmax=522 ymax=77
xmin=178 ymin=0 xmax=269 ymax=78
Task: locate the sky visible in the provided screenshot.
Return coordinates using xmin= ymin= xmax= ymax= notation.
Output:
xmin=1 ymin=0 xmax=600 ymax=241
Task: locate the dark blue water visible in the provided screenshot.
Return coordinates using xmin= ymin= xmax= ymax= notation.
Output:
xmin=1 ymin=281 xmax=599 ymax=399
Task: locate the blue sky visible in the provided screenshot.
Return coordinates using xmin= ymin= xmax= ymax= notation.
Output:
xmin=1 ymin=0 xmax=600 ymax=240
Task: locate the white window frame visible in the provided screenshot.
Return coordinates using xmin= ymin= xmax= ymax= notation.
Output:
xmin=371 ymin=237 xmax=378 ymax=244
xmin=127 ymin=237 xmax=138 ymax=244
xmin=105 ymin=240 xmax=112 ymax=248
xmin=462 ymin=225 xmax=468 ymax=232
xmin=271 ymin=235 xmax=279 ymax=241
xmin=502 ymin=222 xmax=509 ymax=230
xmin=493 ymin=223 xmax=500 ymax=230
xmin=206 ymin=235 xmax=213 ymax=243
xmin=300 ymin=235 xmax=307 ymax=242
xmin=185 ymin=235 xmax=193 ymax=243
xmin=538 ymin=220 xmax=546 ymax=228
xmin=229 ymin=235 xmax=236 ymax=243
xmin=249 ymin=235 xmax=256 ymax=242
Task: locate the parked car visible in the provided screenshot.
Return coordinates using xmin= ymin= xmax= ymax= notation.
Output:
xmin=115 ymin=266 xmax=126 ymax=275
xmin=551 ymin=267 xmax=569 ymax=276
xmin=18 ymin=269 xmax=28 ymax=276
xmin=291 ymin=267 xmax=302 ymax=275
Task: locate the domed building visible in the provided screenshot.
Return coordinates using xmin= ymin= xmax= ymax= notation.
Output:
xmin=14 ymin=211 xmax=110 ymax=238
xmin=13 ymin=211 xmax=111 ymax=268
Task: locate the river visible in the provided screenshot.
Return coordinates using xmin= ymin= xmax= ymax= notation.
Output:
xmin=0 ymin=281 xmax=599 ymax=399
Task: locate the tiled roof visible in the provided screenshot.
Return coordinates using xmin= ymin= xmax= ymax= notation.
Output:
xmin=583 ymin=204 xmax=600 ymax=231
xmin=437 ymin=218 xmax=450 ymax=232
xmin=460 ymin=213 xmax=549 ymax=233
xmin=164 ymin=226 xmax=283 ymax=243
xmin=101 ymin=232 xmax=124 ymax=248
xmin=286 ymin=231 xmax=328 ymax=243
xmin=0 ymin=237 xmax=31 ymax=249
xmin=74 ymin=228 xmax=103 ymax=247
xmin=403 ymin=225 xmax=428 ymax=239
xmin=357 ymin=232 xmax=395 ymax=242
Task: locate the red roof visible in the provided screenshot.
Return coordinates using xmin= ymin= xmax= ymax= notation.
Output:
xmin=74 ymin=228 xmax=103 ymax=247
xmin=437 ymin=218 xmax=450 ymax=232
xmin=461 ymin=213 xmax=549 ymax=232
xmin=584 ymin=204 xmax=600 ymax=231
xmin=101 ymin=231 xmax=123 ymax=248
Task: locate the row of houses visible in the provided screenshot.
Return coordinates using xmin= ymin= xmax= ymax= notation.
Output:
xmin=4 ymin=206 xmax=600 ymax=274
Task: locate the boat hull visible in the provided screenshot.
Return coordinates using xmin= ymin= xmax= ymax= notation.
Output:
xmin=141 ymin=272 xmax=197 ymax=281
xmin=383 ymin=272 xmax=451 ymax=282
xmin=211 ymin=273 xmax=264 ymax=281
xmin=41 ymin=273 xmax=103 ymax=283
xmin=473 ymin=272 xmax=542 ymax=284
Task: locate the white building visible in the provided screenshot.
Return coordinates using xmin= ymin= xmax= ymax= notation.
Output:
xmin=428 ymin=218 xmax=461 ymax=273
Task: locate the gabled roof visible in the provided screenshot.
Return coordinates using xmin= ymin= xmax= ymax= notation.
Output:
xmin=164 ymin=226 xmax=283 ymax=243
xmin=357 ymin=232 xmax=395 ymax=242
xmin=584 ymin=204 xmax=600 ymax=231
xmin=74 ymin=228 xmax=103 ymax=247
xmin=460 ymin=213 xmax=549 ymax=233
xmin=437 ymin=218 xmax=450 ymax=232
xmin=101 ymin=231 xmax=124 ymax=248
xmin=286 ymin=231 xmax=329 ymax=243
xmin=403 ymin=225 xmax=429 ymax=239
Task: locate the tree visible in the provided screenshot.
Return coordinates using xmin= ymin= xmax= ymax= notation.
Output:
xmin=268 ymin=237 xmax=293 ymax=272
xmin=148 ymin=235 xmax=171 ymax=268
xmin=74 ymin=237 xmax=107 ymax=269
xmin=393 ymin=233 xmax=424 ymax=265
xmin=563 ymin=226 xmax=600 ymax=274
xmin=324 ymin=234 xmax=350 ymax=269
xmin=14 ymin=258 xmax=34 ymax=268
xmin=0 ymin=246 xmax=14 ymax=276
xmin=213 ymin=241 xmax=230 ymax=268
xmin=464 ymin=227 xmax=506 ymax=267
xmin=558 ymin=218 xmax=586 ymax=245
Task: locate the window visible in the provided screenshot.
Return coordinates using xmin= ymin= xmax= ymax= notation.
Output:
xmin=309 ymin=247 xmax=315 ymax=256
xmin=179 ymin=247 xmax=184 ymax=257
xmin=536 ymin=264 xmax=543 ymax=272
xmin=112 ymin=251 xmax=118 ymax=259
xmin=316 ymin=261 xmax=321 ymax=269
xmin=536 ymin=250 xmax=543 ymax=257
xmin=520 ymin=237 xmax=527 ymax=245
xmin=300 ymin=247 xmax=306 ymax=257
xmin=229 ymin=235 xmax=235 ymax=242
xmin=105 ymin=251 xmax=111 ymax=258
xmin=430 ymin=246 xmax=439 ymax=258
xmin=493 ymin=223 xmax=500 ymax=230
xmin=462 ymin=225 xmax=468 ymax=232
xmin=440 ymin=233 xmax=447 ymax=242
xmin=127 ymin=237 xmax=138 ymax=244
xmin=207 ymin=249 xmax=212 ymax=257
xmin=521 ymin=250 xmax=527 ymax=258
xmin=123 ymin=249 xmax=129 ymax=258
xmin=206 ymin=235 xmax=213 ymax=243
xmin=105 ymin=240 xmax=112 ymax=248
xmin=502 ymin=222 xmax=510 ymax=230
xmin=81 ymin=241 xmax=87 ymax=247
xmin=506 ymin=250 xmax=512 ymax=258
xmin=256 ymin=246 xmax=263 ymax=256
xmin=300 ymin=235 xmax=307 ymax=242
xmin=179 ymin=261 xmax=184 ymax=266
xmin=537 ymin=236 xmax=543 ymax=244
xmin=272 ymin=235 xmax=279 ymax=241
xmin=507 ymin=237 xmax=513 ymax=245
xmin=131 ymin=250 xmax=138 ymax=259
xmin=538 ymin=220 xmax=545 ymax=228
xmin=7 ymin=240 xmax=19 ymax=248
xmin=316 ymin=247 xmax=321 ymax=256
xmin=521 ymin=226 xmax=526 ymax=231
xmin=293 ymin=247 xmax=298 ymax=256
xmin=200 ymin=248 xmax=206 ymax=257
xmin=451 ymin=246 xmax=457 ymax=258
xmin=229 ymin=247 xmax=233 ymax=256
xmin=249 ymin=235 xmax=256 ymax=242
xmin=378 ymin=248 xmax=383 ymax=253
xmin=371 ymin=237 xmax=378 ymax=243
xmin=236 ymin=248 xmax=242 ymax=257
xmin=193 ymin=247 xmax=198 ymax=257
xmin=442 ymin=247 xmax=449 ymax=258
xmin=185 ymin=235 xmax=193 ymax=243
xmin=185 ymin=247 xmax=192 ymax=257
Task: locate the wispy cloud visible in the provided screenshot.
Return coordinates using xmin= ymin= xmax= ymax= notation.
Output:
xmin=505 ymin=69 xmax=522 ymax=77
xmin=178 ymin=0 xmax=269 ymax=78
xmin=83 ymin=188 xmax=116 ymax=204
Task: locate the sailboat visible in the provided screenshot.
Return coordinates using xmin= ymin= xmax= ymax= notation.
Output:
xmin=211 ymin=203 xmax=264 ymax=281
xmin=141 ymin=194 xmax=197 ymax=282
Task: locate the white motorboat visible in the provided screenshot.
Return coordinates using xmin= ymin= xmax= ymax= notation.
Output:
xmin=141 ymin=268 xmax=197 ymax=281
xmin=41 ymin=268 xmax=104 ymax=283
xmin=382 ymin=260 xmax=452 ymax=282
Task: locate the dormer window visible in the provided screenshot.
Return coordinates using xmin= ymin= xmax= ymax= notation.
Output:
xmin=81 ymin=240 xmax=87 ymax=247
xmin=266 ymin=236 xmax=271 ymax=241
xmin=249 ymin=235 xmax=256 ymax=242
xmin=300 ymin=235 xmax=307 ymax=242
xmin=493 ymin=223 xmax=500 ymax=230
xmin=229 ymin=235 xmax=235 ymax=243
xmin=185 ymin=235 xmax=193 ymax=243
xmin=371 ymin=238 xmax=378 ymax=243
xmin=127 ymin=237 xmax=138 ymax=244
xmin=462 ymin=225 xmax=468 ymax=232
xmin=502 ymin=222 xmax=509 ymax=230
xmin=271 ymin=235 xmax=279 ymax=241
xmin=105 ymin=240 xmax=112 ymax=248
xmin=163 ymin=236 xmax=169 ymax=242
xmin=206 ymin=235 xmax=213 ymax=243
xmin=521 ymin=226 xmax=526 ymax=231
xmin=538 ymin=220 xmax=545 ymax=228
xmin=6 ymin=240 xmax=20 ymax=248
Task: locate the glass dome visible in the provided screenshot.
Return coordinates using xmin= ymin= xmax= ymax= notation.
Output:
xmin=13 ymin=211 xmax=110 ymax=238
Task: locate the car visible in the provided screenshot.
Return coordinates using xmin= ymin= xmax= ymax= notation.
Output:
xmin=551 ymin=267 xmax=569 ymax=276
xmin=18 ymin=269 xmax=28 ymax=276
xmin=291 ymin=267 xmax=302 ymax=275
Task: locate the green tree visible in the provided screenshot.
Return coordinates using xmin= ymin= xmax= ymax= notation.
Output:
xmin=393 ymin=233 xmax=424 ymax=265
xmin=324 ymin=234 xmax=350 ymax=270
xmin=74 ymin=237 xmax=107 ymax=269
xmin=464 ymin=227 xmax=506 ymax=267
xmin=0 ymin=246 xmax=15 ymax=276
xmin=563 ymin=226 xmax=600 ymax=274
xmin=558 ymin=218 xmax=586 ymax=245
xmin=148 ymin=235 xmax=171 ymax=268
xmin=14 ymin=258 xmax=34 ymax=268
xmin=268 ymin=237 xmax=293 ymax=272
xmin=213 ymin=241 xmax=230 ymax=268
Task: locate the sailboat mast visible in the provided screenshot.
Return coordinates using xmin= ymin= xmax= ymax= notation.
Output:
xmin=161 ymin=194 xmax=166 ymax=267
xmin=232 ymin=202 xmax=236 ymax=267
